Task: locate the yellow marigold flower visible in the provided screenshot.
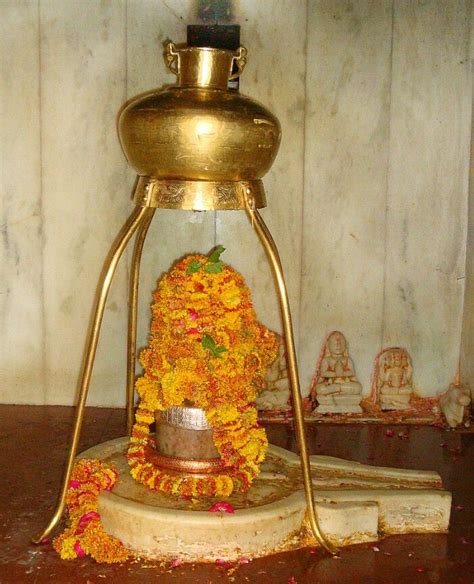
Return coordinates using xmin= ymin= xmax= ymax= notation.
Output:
xmin=57 ymin=535 xmax=78 ymax=560
xmin=220 ymin=281 xmax=242 ymax=308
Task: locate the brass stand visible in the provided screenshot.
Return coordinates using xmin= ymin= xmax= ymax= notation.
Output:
xmin=244 ymin=200 xmax=337 ymax=555
xmin=33 ymin=197 xmax=336 ymax=556
xmin=33 ymin=39 xmax=337 ymax=556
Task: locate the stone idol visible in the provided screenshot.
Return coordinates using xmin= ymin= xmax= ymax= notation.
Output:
xmin=439 ymin=382 xmax=471 ymax=428
xmin=307 ymin=331 xmax=363 ymax=414
xmin=372 ymin=347 xmax=414 ymax=410
xmin=256 ymin=335 xmax=290 ymax=412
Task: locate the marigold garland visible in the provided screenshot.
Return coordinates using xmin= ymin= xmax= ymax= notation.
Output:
xmin=128 ymin=248 xmax=278 ymax=498
xmin=53 ymin=459 xmax=130 ymax=563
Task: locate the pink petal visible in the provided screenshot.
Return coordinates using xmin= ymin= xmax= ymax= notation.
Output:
xmin=371 ymin=545 xmax=380 ymax=552
xmin=73 ymin=541 xmax=86 ymax=558
xmin=187 ymin=328 xmax=199 ymax=335
xmin=78 ymin=511 xmax=100 ymax=528
xmin=288 ymin=578 xmax=298 ymax=584
xmin=385 ymin=430 xmax=395 ymax=438
xmin=69 ymin=479 xmax=82 ymax=489
xmin=238 ymin=557 xmax=250 ymax=564
xmin=170 ymin=558 xmax=183 ymax=568
xmin=215 ymin=559 xmax=233 ymax=569
xmin=208 ymin=502 xmax=235 ymax=514
xmin=188 ymin=309 xmax=198 ymax=321
xmin=415 ymin=566 xmax=426 ymax=573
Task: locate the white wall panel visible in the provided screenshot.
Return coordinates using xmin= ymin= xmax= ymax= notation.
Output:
xmin=215 ymin=0 xmax=307 ymax=338
xmin=383 ymin=0 xmax=471 ymax=395
xmin=40 ymin=0 xmax=129 ymax=405
xmin=460 ymin=5 xmax=474 ymax=393
xmin=300 ymin=0 xmax=392 ymax=395
xmin=0 ymin=1 xmax=44 ymax=403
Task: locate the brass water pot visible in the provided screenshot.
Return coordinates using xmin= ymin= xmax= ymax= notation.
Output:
xmin=118 ymin=43 xmax=281 ymax=211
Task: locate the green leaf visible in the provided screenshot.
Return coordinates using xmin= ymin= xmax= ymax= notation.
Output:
xmin=202 ymin=334 xmax=216 ymax=351
xmin=186 ymin=260 xmax=201 ymax=274
xmin=208 ymin=245 xmax=226 ymax=264
xmin=202 ymin=334 xmax=227 ymax=358
xmin=204 ymin=261 xmax=223 ymax=273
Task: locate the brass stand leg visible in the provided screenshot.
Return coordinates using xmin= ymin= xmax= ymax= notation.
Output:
xmin=126 ymin=208 xmax=156 ymax=434
xmin=244 ymin=201 xmax=338 ymax=556
xmin=32 ymin=205 xmax=150 ymax=544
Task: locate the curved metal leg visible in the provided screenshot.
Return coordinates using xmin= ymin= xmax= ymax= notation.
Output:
xmin=32 ymin=205 xmax=150 ymax=544
xmin=126 ymin=208 xmax=156 ymax=434
xmin=244 ymin=200 xmax=338 ymax=556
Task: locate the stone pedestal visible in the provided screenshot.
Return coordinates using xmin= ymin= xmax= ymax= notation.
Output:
xmin=380 ymin=388 xmax=412 ymax=410
xmin=78 ymin=437 xmax=451 ymax=562
xmin=316 ymin=395 xmax=362 ymax=414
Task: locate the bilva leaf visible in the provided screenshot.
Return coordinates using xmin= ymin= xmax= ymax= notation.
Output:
xmin=202 ymin=334 xmax=216 ymax=351
xmin=186 ymin=260 xmax=201 ymax=274
xmin=208 ymin=245 xmax=226 ymax=264
xmin=202 ymin=334 xmax=227 ymax=358
xmin=204 ymin=261 xmax=223 ymax=273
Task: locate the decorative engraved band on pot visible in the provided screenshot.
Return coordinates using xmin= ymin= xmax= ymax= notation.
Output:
xmin=158 ymin=406 xmax=212 ymax=431
xmin=144 ymin=445 xmax=226 ymax=475
xmin=133 ymin=177 xmax=267 ymax=210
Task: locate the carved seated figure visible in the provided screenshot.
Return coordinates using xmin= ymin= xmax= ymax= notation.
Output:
xmin=257 ymin=336 xmax=290 ymax=411
xmin=375 ymin=348 xmax=414 ymax=410
xmin=309 ymin=331 xmax=363 ymax=413
xmin=439 ymin=383 xmax=471 ymax=428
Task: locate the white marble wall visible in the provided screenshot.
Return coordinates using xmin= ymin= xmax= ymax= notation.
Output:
xmin=461 ymin=12 xmax=474 ymax=394
xmin=300 ymin=0 xmax=392 ymax=395
xmin=1 ymin=0 xmax=472 ymax=406
xmin=0 ymin=2 xmax=43 ymax=404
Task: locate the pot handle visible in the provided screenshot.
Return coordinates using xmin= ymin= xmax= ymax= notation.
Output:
xmin=164 ymin=41 xmax=179 ymax=75
xmin=229 ymin=46 xmax=248 ymax=80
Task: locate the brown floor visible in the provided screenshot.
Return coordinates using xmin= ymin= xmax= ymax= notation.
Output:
xmin=1 ymin=405 xmax=473 ymax=584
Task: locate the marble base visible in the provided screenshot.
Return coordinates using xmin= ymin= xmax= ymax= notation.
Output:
xmin=79 ymin=438 xmax=451 ymax=562
xmin=380 ymin=401 xmax=411 ymax=411
xmin=380 ymin=389 xmax=412 ymax=411
xmin=316 ymin=394 xmax=363 ymax=414
xmin=316 ymin=405 xmax=363 ymax=414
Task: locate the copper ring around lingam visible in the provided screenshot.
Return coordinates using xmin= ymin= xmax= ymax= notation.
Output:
xmin=144 ymin=445 xmax=226 ymax=475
